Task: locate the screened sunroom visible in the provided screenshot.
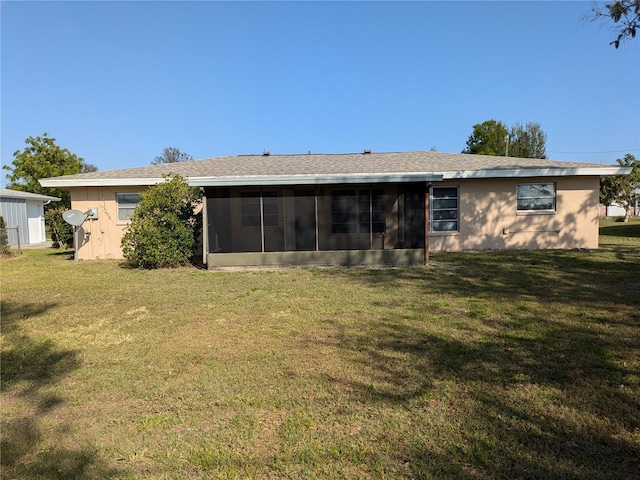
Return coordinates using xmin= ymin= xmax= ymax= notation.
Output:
xmin=203 ymin=182 xmax=442 ymax=268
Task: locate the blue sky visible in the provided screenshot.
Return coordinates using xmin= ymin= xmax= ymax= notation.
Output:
xmin=2 ymin=1 xmax=639 ymax=181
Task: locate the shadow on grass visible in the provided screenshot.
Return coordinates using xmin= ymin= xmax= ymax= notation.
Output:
xmin=599 ymin=222 xmax=640 ymax=238
xmin=318 ymin=249 xmax=640 ymax=479
xmin=1 ymin=301 xmax=122 ymax=478
xmin=333 ymin=323 xmax=638 ymax=478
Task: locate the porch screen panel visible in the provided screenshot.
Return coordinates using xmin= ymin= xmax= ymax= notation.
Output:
xmin=207 ymin=189 xmax=232 ymax=253
xmin=402 ymin=185 xmax=425 ymax=249
xmin=293 ymin=190 xmax=317 ymax=251
xmin=331 ymin=189 xmax=364 ymax=250
xmin=262 ymin=191 xmax=285 ymax=252
xmin=371 ymin=190 xmax=385 ymax=235
xmin=328 ymin=188 xmax=386 ymax=251
xmin=331 ymin=190 xmax=358 ymax=235
xmin=232 ymin=193 xmax=261 ymax=252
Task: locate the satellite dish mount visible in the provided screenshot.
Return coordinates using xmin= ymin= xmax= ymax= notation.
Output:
xmin=62 ymin=209 xmax=89 ymax=262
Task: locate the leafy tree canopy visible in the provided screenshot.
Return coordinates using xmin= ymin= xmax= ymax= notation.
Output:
xmin=152 ymin=147 xmax=194 ymax=165
xmin=3 ymin=133 xmax=97 ymax=208
xmin=462 ymin=120 xmax=509 ymax=156
xmin=591 ymin=0 xmax=640 ymax=48
xmin=462 ymin=120 xmax=547 ymax=159
xmin=508 ymin=122 xmax=547 ymax=159
xmin=121 ymin=174 xmax=202 ymax=268
xmin=600 ymin=153 xmax=640 ymax=221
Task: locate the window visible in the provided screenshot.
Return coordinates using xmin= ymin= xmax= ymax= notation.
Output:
xmin=430 ymin=186 xmax=459 ymax=232
xmin=117 ymin=193 xmax=141 ymax=222
xmin=331 ymin=189 xmax=384 ymax=235
xmin=517 ymin=183 xmax=556 ymax=212
xmin=241 ymin=192 xmax=279 ymax=227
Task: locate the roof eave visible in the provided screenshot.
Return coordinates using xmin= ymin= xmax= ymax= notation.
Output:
xmin=0 ymin=190 xmax=62 ymax=202
xmin=38 ymin=166 xmax=631 ymax=188
xmin=188 ymin=173 xmax=444 ymax=187
xmin=39 ymin=178 xmax=166 ymax=188
xmin=443 ymin=166 xmax=632 ymax=179
xmin=40 ymin=173 xmax=445 ymax=188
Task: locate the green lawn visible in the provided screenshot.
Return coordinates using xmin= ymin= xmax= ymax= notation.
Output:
xmin=1 ymin=222 xmax=639 ymax=479
xmin=599 ymin=216 xmax=640 ymax=246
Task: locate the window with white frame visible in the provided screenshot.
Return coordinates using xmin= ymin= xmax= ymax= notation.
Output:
xmin=241 ymin=191 xmax=279 ymax=227
xmin=331 ymin=189 xmax=384 ymax=235
xmin=116 ymin=193 xmax=141 ymax=222
xmin=516 ymin=183 xmax=556 ymax=212
xmin=430 ymin=186 xmax=459 ymax=232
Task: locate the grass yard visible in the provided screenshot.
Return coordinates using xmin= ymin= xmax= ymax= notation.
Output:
xmin=1 ymin=220 xmax=639 ymax=479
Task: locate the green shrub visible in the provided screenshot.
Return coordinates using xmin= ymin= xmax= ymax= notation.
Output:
xmin=45 ymin=207 xmax=74 ymax=248
xmin=0 ymin=215 xmax=11 ymax=254
xmin=121 ymin=174 xmax=202 ymax=268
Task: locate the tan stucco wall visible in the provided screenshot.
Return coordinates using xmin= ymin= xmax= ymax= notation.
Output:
xmin=69 ymin=186 xmax=146 ymax=260
xmin=70 ymin=176 xmax=600 ymax=261
xmin=429 ymin=176 xmax=600 ymax=252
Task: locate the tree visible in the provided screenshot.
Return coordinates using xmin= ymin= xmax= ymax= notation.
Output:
xmin=462 ymin=120 xmax=547 ymax=159
xmin=508 ymin=122 xmax=547 ymax=159
xmin=600 ymin=153 xmax=640 ymax=221
xmin=591 ymin=0 xmax=640 ymax=48
xmin=152 ymin=147 xmax=194 ymax=165
xmin=81 ymin=163 xmax=99 ymax=173
xmin=0 ymin=216 xmax=11 ymax=255
xmin=3 ymin=133 xmax=97 ymax=209
xmin=462 ymin=120 xmax=509 ymax=156
xmin=121 ymin=174 xmax=202 ymax=268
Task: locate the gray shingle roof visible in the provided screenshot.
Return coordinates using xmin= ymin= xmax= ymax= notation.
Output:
xmin=39 ymin=151 xmax=627 ymax=188
xmin=0 ymin=188 xmax=61 ymax=201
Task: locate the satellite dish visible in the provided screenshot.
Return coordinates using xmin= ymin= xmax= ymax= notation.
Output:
xmin=62 ymin=209 xmax=86 ymax=227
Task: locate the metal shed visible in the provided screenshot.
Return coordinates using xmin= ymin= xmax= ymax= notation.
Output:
xmin=0 ymin=189 xmax=61 ymax=246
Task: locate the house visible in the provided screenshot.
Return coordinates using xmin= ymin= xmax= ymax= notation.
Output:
xmin=39 ymin=150 xmax=630 ymax=268
xmin=0 ymin=188 xmax=61 ymax=246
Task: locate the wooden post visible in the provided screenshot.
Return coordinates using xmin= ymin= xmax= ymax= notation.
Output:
xmin=424 ymin=183 xmax=429 ymax=265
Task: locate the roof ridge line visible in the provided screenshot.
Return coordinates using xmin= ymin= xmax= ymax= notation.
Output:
xmin=235 ymin=151 xmax=407 ymax=158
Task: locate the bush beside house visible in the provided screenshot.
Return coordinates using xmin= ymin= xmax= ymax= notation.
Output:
xmin=121 ymin=174 xmax=202 ymax=269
